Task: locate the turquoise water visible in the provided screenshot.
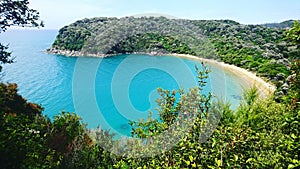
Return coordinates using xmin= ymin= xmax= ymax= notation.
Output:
xmin=0 ymin=30 xmax=244 ymax=137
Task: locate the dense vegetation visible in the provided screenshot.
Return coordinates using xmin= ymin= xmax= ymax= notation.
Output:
xmin=106 ymin=33 xmax=196 ymax=55
xmin=0 ymin=83 xmax=113 ymax=168
xmin=261 ymin=20 xmax=297 ymax=29
xmin=50 ymin=17 xmax=214 ymax=58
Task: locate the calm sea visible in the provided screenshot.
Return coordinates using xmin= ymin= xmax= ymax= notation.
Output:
xmin=0 ymin=29 xmax=244 ymax=137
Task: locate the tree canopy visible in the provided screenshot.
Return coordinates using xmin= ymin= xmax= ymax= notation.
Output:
xmin=0 ymin=0 xmax=43 ymax=72
xmin=286 ymin=21 xmax=300 ymax=47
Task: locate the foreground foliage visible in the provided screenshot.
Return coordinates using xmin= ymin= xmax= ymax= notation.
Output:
xmin=1 ymin=60 xmax=299 ymax=168
xmin=0 ymin=83 xmax=113 ymax=168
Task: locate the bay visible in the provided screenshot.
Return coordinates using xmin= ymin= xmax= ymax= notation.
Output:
xmin=0 ymin=30 xmax=244 ymax=137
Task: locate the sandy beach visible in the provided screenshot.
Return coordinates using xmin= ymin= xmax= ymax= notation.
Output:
xmin=170 ymin=54 xmax=276 ymax=98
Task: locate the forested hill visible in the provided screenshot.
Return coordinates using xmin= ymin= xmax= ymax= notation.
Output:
xmin=261 ymin=20 xmax=297 ymax=29
xmin=49 ymin=17 xmax=299 ymax=95
xmin=50 ymin=17 xmax=293 ymax=59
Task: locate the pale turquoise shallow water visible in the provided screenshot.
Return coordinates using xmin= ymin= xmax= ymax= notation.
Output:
xmin=0 ymin=30 xmax=244 ymax=137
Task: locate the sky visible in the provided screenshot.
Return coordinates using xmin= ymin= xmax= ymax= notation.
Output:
xmin=28 ymin=0 xmax=300 ymax=29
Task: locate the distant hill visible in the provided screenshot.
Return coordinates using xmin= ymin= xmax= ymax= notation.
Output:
xmin=261 ymin=20 xmax=297 ymax=29
xmin=49 ymin=17 xmax=286 ymax=58
xmin=49 ymin=17 xmax=220 ymax=58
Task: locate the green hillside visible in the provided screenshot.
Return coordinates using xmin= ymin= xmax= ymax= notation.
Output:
xmin=261 ymin=20 xmax=297 ymax=29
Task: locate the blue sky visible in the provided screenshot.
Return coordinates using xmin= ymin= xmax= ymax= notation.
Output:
xmin=29 ymin=0 xmax=300 ymax=29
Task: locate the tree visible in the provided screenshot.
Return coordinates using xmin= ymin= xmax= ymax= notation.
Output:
xmin=0 ymin=0 xmax=43 ymax=72
xmin=286 ymin=21 xmax=300 ymax=47
xmin=286 ymin=21 xmax=300 ymax=104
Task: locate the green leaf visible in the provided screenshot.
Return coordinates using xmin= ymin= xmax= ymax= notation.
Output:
xmin=234 ymin=154 xmax=238 ymax=161
xmin=191 ymin=163 xmax=196 ymax=168
xmin=185 ymin=160 xmax=190 ymax=166
xmin=215 ymin=158 xmax=221 ymax=166
xmin=246 ymin=158 xmax=253 ymax=163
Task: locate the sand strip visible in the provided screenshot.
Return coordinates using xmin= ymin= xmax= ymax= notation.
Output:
xmin=169 ymin=54 xmax=276 ymax=98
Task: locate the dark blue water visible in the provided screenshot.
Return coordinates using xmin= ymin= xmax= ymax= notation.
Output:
xmin=0 ymin=30 xmax=244 ymax=137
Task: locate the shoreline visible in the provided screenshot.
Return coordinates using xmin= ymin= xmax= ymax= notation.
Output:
xmin=47 ymin=50 xmax=276 ymax=98
xmin=46 ymin=49 xmax=168 ymax=58
xmin=169 ymin=54 xmax=276 ymax=98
